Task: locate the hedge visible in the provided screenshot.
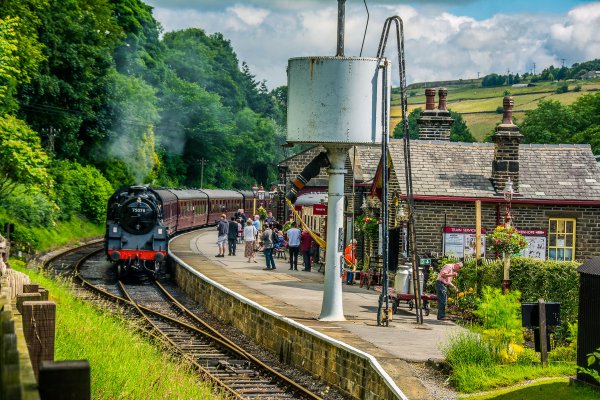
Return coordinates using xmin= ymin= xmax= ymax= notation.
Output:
xmin=456 ymin=257 xmax=580 ymax=324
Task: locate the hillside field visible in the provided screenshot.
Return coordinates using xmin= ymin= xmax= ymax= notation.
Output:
xmin=390 ymin=79 xmax=600 ymax=141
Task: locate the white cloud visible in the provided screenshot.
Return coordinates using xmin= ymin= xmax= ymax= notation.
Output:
xmin=229 ymin=5 xmax=270 ymax=27
xmin=148 ymin=2 xmax=600 ymax=88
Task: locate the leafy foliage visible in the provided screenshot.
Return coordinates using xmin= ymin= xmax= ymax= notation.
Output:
xmin=355 ymin=215 xmax=379 ymax=240
xmin=457 ymin=258 xmax=580 ymax=324
xmin=474 ymin=287 xmax=523 ymax=363
xmin=0 ymin=115 xmax=51 ymax=200
xmin=520 ymin=92 xmax=600 ymax=154
xmin=488 ymin=225 xmax=528 ymax=255
xmin=50 ymin=160 xmax=114 ymax=223
xmin=578 ymin=347 xmax=600 ymax=385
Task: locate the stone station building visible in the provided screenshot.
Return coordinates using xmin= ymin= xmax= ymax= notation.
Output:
xmin=371 ymin=90 xmax=600 ymax=263
xmin=278 ymin=88 xmax=600 ymax=267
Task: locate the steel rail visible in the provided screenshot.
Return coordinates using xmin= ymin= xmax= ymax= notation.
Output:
xmin=67 ymin=245 xmax=322 ymax=400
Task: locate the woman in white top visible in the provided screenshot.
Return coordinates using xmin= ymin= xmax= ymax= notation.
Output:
xmin=243 ymin=219 xmax=258 ymax=263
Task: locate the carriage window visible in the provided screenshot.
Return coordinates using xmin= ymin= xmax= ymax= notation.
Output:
xmin=548 ymin=218 xmax=576 ymax=261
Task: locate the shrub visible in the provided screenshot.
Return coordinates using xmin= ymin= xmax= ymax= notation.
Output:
xmin=442 ymin=331 xmax=494 ymax=367
xmin=458 ymin=258 xmax=580 ymax=324
xmin=50 ymin=160 xmax=113 ymax=223
xmin=556 ymin=84 xmax=569 ymax=94
xmin=516 ymin=347 xmax=539 ymax=365
xmin=474 ymin=286 xmax=523 ymax=363
xmin=3 ymin=186 xmax=57 ymax=226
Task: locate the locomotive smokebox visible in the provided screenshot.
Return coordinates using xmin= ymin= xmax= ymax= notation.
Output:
xmin=286 ymin=57 xmax=390 ymax=145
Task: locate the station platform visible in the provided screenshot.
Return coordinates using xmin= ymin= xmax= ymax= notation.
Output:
xmin=170 ymin=230 xmax=465 ymax=399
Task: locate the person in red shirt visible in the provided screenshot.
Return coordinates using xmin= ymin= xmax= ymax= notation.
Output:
xmin=436 ymin=261 xmax=462 ymax=320
xmin=300 ymin=229 xmax=314 ymax=271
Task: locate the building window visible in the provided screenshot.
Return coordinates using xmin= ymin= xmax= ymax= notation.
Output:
xmin=548 ymin=218 xmax=576 ymax=261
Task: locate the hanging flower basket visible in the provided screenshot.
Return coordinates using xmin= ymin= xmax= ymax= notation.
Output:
xmin=356 ymin=216 xmax=379 ymax=240
xmin=488 ymin=225 xmax=528 ymax=255
xmin=257 ymin=206 xmax=268 ymax=221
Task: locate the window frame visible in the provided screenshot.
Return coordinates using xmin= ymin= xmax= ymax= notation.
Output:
xmin=548 ymin=218 xmax=576 ymax=261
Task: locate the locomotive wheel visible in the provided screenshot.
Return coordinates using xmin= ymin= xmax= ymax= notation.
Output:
xmin=117 ymin=263 xmax=127 ymax=279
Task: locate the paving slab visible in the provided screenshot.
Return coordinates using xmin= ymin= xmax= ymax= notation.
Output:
xmin=171 ymin=230 xmax=466 ymax=399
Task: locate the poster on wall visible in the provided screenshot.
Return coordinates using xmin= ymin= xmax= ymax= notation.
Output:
xmin=517 ymin=229 xmax=547 ymax=260
xmin=443 ymin=227 xmax=486 ymax=259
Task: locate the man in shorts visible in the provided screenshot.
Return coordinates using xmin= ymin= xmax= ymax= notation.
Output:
xmin=216 ymin=214 xmax=228 ymax=257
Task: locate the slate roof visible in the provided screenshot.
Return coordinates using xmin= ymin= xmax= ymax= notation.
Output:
xmin=386 ymin=139 xmax=600 ymax=201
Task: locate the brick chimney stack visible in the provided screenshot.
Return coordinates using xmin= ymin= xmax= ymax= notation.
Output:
xmin=418 ymin=87 xmax=453 ymax=141
xmin=491 ymin=96 xmax=522 ymax=192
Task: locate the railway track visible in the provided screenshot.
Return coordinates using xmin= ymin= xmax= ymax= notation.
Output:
xmin=46 ymin=243 xmax=324 ymax=400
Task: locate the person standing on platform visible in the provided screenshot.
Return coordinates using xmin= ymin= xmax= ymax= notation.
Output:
xmin=252 ymin=215 xmax=261 ymax=238
xmin=216 ymin=214 xmax=228 ymax=258
xmin=261 ymin=225 xmax=276 ymax=270
xmin=344 ymin=239 xmax=357 ymax=284
xmin=227 ymin=216 xmax=238 ymax=256
xmin=300 ymin=229 xmax=314 ymax=272
xmin=266 ymin=211 xmax=275 ymax=227
xmin=243 ymin=219 xmax=258 ymax=263
xmin=286 ymin=221 xmax=301 ymax=270
xmin=436 ymin=261 xmax=462 ymax=321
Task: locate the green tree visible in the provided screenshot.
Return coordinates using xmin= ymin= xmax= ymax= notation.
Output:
xmin=0 ymin=5 xmax=46 ymax=113
xmin=0 ymin=115 xmax=51 ymax=200
xmin=50 ymin=160 xmax=113 ymax=223
xmin=14 ymin=0 xmax=122 ymax=160
xmin=520 ymin=100 xmax=577 ymax=144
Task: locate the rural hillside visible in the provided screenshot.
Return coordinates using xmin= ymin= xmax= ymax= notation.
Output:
xmin=391 ymin=77 xmax=600 ymax=141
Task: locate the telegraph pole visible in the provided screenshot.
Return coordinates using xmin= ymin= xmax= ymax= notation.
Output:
xmin=533 ymin=63 xmax=536 ymax=75
xmin=200 ymin=158 xmax=208 ymax=189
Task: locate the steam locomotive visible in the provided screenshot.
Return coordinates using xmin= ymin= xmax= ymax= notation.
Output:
xmin=105 ymin=186 xmax=272 ymax=278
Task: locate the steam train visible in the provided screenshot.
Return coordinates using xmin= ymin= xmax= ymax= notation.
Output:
xmin=105 ymin=186 xmax=272 ymax=277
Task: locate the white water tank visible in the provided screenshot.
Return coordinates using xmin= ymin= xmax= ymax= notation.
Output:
xmin=287 ymin=57 xmax=390 ymax=144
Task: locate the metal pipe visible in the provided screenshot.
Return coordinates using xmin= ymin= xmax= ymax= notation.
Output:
xmin=319 ymin=145 xmax=348 ymax=321
xmin=336 ymin=0 xmax=346 ymax=57
xmin=285 ymin=152 xmax=330 ymax=204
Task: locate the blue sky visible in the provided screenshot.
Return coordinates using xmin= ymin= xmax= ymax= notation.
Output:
xmin=145 ymin=1 xmax=600 ymax=88
xmin=447 ymin=0 xmax=593 ymax=19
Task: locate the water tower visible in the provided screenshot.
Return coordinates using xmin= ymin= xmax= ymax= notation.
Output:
xmin=286 ymin=1 xmax=391 ymax=321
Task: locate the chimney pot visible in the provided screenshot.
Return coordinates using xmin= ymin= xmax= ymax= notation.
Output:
xmin=438 ymin=88 xmax=448 ymax=110
xmin=502 ymin=96 xmax=514 ymax=125
xmin=425 ymin=88 xmax=436 ymax=110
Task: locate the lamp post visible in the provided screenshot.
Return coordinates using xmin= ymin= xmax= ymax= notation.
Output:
xmin=502 ymin=178 xmax=514 ymax=292
xmin=258 ymin=184 xmax=265 ymax=229
xmin=251 ymin=183 xmax=258 ymax=216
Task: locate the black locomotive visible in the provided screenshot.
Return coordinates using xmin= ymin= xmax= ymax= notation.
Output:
xmin=105 ymin=185 xmax=272 ymax=278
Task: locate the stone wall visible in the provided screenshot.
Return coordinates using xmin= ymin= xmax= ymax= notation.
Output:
xmin=172 ymin=256 xmax=406 ymax=400
xmin=412 ymin=200 xmax=600 ymax=261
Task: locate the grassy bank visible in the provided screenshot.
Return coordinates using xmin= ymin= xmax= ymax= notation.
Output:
xmin=0 ymin=211 xmax=104 ymax=253
xmin=462 ymin=378 xmax=600 ymax=400
xmin=11 ymin=260 xmax=220 ymax=399
xmin=451 ymin=362 xmax=574 ymax=393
